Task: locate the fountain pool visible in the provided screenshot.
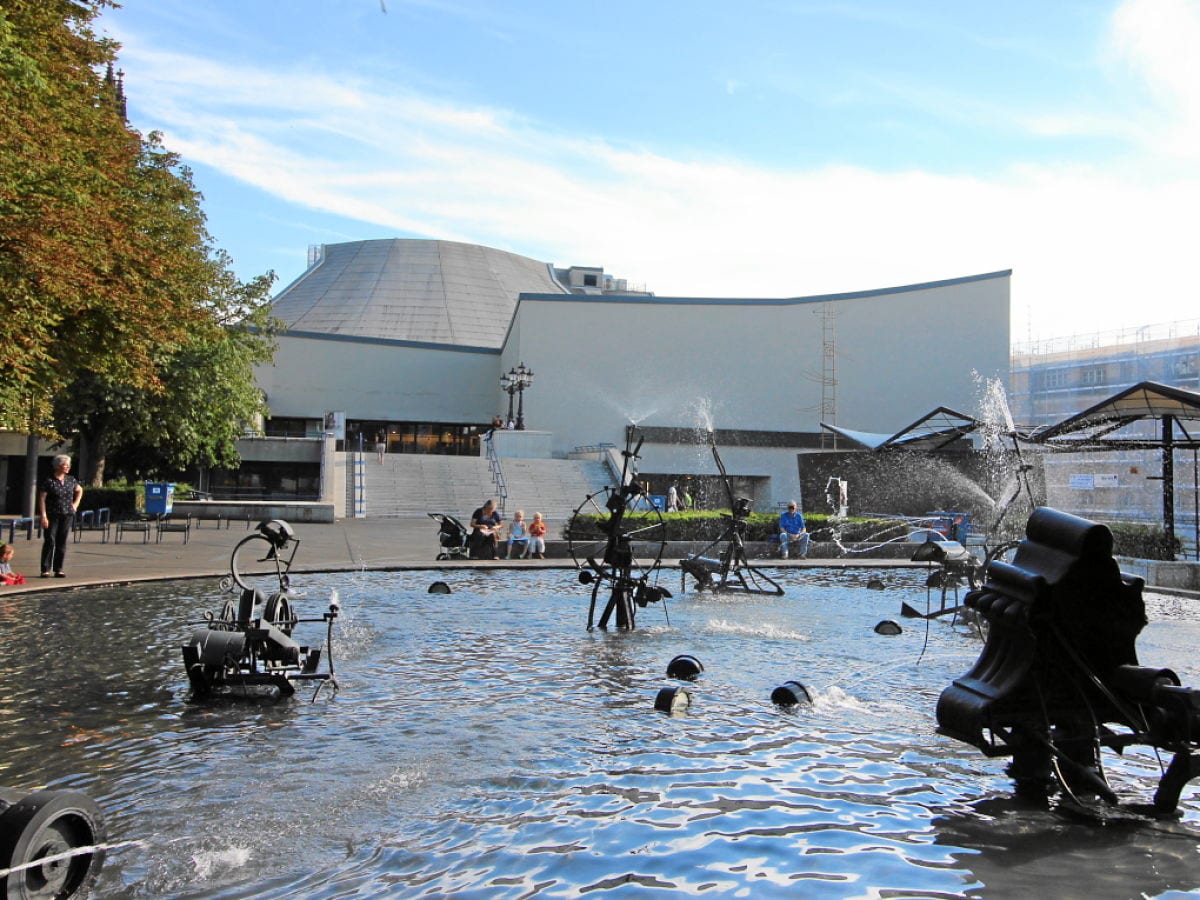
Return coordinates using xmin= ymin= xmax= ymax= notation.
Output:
xmin=1 ymin=569 xmax=1198 ymax=897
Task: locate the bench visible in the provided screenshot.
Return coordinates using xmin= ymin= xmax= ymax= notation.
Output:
xmin=73 ymin=508 xmax=111 ymax=543
xmin=156 ymin=514 xmax=192 ymax=544
xmin=5 ymin=517 xmax=39 ymax=542
xmin=115 ymin=517 xmax=152 ymax=543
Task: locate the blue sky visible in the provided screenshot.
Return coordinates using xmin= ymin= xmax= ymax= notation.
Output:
xmin=100 ymin=0 xmax=1200 ymax=343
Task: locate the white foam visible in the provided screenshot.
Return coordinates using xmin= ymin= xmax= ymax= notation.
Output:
xmin=707 ymin=618 xmax=811 ymax=642
xmin=192 ymin=847 xmax=252 ymax=879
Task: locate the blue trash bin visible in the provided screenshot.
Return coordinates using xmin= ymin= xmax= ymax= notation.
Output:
xmin=144 ymin=482 xmax=175 ymax=516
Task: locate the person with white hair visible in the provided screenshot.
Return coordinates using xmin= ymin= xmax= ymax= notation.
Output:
xmin=37 ymin=454 xmax=83 ymax=578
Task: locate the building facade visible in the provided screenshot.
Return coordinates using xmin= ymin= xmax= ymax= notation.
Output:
xmin=250 ymin=238 xmax=1011 ymax=510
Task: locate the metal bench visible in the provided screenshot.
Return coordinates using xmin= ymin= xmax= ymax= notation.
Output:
xmin=115 ymin=517 xmax=152 ymax=544
xmin=73 ymin=508 xmax=112 ymax=543
xmin=156 ymin=514 xmax=191 ymax=544
xmin=5 ymin=517 xmax=39 ymax=543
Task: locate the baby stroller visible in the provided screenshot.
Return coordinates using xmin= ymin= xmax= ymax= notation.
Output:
xmin=429 ymin=512 xmax=470 ymax=560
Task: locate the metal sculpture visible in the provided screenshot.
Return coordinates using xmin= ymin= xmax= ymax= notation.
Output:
xmin=182 ymin=520 xmax=339 ymax=700
xmin=567 ymin=429 xmax=670 ymax=630
xmin=901 ymin=537 xmax=979 ymax=620
xmin=679 ymin=431 xmax=783 ymax=596
xmin=937 ymin=507 xmax=1200 ymax=815
xmin=0 ymin=788 xmax=105 ymax=899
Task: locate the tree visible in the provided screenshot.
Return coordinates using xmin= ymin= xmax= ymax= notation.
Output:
xmin=57 ymin=253 xmax=278 ymax=484
xmin=1 ymin=0 xmax=279 ymax=485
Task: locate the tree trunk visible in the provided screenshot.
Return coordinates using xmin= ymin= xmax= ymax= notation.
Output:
xmin=80 ymin=427 xmax=108 ymax=487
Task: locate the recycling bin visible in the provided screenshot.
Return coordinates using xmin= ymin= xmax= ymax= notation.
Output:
xmin=144 ymin=482 xmax=175 ymax=516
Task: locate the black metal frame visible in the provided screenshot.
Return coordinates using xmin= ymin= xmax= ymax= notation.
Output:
xmin=570 ymin=428 xmax=670 ymax=630
xmin=679 ymin=432 xmax=783 ymax=596
xmin=181 ymin=520 xmax=339 ymax=700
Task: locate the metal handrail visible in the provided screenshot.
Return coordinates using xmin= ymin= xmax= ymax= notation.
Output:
xmin=483 ymin=431 xmax=508 ymax=515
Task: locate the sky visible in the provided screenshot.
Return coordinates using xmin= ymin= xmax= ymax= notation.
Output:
xmin=99 ymin=0 xmax=1200 ymax=345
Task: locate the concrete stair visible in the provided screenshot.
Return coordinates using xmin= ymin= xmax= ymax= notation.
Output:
xmin=499 ymin=458 xmax=612 ymax=524
xmin=350 ymin=454 xmax=612 ymax=526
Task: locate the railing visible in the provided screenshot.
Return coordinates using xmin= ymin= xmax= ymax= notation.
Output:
xmin=483 ymin=431 xmax=508 ymax=515
xmin=571 ymin=443 xmax=616 ymax=454
xmin=354 ymin=449 xmax=366 ymax=518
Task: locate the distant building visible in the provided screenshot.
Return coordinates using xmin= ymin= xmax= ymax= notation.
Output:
xmin=1010 ymin=319 xmax=1200 ymax=540
xmin=1010 ymin=319 xmax=1200 ymax=430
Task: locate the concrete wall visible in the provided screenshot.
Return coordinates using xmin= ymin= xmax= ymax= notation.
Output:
xmin=255 ymin=334 xmax=498 ymax=423
xmin=488 ymin=429 xmax=554 ymax=459
xmin=501 ymin=272 xmax=1009 ymax=506
xmin=1043 ymin=448 xmax=1199 ymax=551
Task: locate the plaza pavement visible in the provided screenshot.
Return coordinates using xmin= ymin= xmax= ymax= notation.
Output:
xmin=0 ymin=516 xmax=918 ymax=596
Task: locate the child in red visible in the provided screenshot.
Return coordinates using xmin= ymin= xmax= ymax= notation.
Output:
xmin=0 ymin=542 xmax=26 ymax=585
xmin=527 ymin=512 xmax=547 ymax=559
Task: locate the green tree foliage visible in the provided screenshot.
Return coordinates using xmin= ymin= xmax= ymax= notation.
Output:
xmin=0 ymin=0 xmax=278 ymax=483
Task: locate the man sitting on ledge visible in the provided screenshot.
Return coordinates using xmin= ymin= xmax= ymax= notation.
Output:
xmin=778 ymin=501 xmax=809 ymax=559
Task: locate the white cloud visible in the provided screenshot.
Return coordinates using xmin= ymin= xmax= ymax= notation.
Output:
xmin=1109 ymin=0 xmax=1200 ymax=162
xmin=113 ymin=4 xmax=1200 ymax=343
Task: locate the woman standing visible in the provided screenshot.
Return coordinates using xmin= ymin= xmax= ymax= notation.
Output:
xmin=38 ymin=454 xmax=83 ymax=578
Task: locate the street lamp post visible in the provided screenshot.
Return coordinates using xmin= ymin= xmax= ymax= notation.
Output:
xmin=513 ymin=362 xmax=534 ymax=430
xmin=500 ymin=363 xmax=535 ymax=430
xmin=500 ymin=371 xmax=517 ymax=426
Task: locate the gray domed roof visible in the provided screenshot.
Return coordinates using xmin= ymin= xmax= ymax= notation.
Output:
xmin=269 ymin=239 xmax=567 ymax=348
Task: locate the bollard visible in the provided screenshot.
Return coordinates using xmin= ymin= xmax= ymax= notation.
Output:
xmin=771 ymin=681 xmax=812 ymax=706
xmin=666 ymin=655 xmax=704 ymax=681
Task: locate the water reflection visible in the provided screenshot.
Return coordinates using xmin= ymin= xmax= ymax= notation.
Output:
xmin=0 ymin=571 xmax=1196 ymax=897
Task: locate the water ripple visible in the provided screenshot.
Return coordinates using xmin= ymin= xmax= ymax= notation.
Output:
xmin=0 ymin=573 xmax=1197 ymax=897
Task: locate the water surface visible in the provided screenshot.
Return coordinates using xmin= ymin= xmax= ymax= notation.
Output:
xmin=1 ymin=569 xmax=1198 ymax=898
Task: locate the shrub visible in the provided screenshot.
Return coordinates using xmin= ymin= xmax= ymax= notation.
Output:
xmin=78 ymin=486 xmax=138 ymax=517
xmin=1108 ymin=521 xmax=1180 ymax=561
xmin=560 ymin=510 xmax=899 ymax=543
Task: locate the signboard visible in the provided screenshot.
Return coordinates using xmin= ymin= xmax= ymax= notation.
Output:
xmin=1094 ymin=474 xmax=1119 ymax=488
xmin=323 ymin=410 xmax=346 ymax=440
xmin=1069 ymin=474 xmax=1095 ymax=490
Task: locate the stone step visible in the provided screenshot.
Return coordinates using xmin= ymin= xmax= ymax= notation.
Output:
xmin=347 ymin=454 xmax=612 ymax=524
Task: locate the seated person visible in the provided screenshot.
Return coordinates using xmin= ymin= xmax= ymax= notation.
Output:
xmin=0 ymin=542 xmax=25 ymax=585
xmin=527 ymin=512 xmax=547 ymax=559
xmin=778 ymin=501 xmax=809 ymax=559
xmin=506 ymin=510 xmax=529 ymax=559
xmin=468 ymin=499 xmax=503 ymax=559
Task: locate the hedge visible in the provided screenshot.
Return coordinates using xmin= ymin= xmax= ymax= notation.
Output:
xmin=560 ymin=510 xmax=902 ymax=543
xmin=1108 ymin=522 xmax=1180 ymax=561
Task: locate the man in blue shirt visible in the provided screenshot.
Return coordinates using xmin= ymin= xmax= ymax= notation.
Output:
xmin=778 ymin=501 xmax=809 ymax=559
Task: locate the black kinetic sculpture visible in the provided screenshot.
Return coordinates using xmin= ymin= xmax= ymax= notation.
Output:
xmin=182 ymin=520 xmax=339 ymax=700
xmin=0 ymin=786 xmax=105 ymax=898
xmin=679 ymin=431 xmax=783 ymax=596
xmin=568 ymin=429 xmax=671 ymax=630
xmin=938 ymin=507 xmax=1200 ymax=815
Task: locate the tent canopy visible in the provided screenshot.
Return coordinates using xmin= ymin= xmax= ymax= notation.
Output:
xmin=821 ymin=406 xmax=980 ymax=452
xmin=1032 ymin=381 xmax=1200 ymax=449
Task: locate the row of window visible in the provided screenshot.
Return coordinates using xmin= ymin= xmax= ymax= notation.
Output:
xmin=1025 ymin=355 xmax=1198 ymax=391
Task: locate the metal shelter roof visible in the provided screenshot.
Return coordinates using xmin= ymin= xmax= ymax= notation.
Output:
xmin=1029 ymin=380 xmax=1200 ymax=539
xmin=821 ymin=407 xmax=981 ymax=452
xmin=1031 ymin=381 xmax=1200 ymax=449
